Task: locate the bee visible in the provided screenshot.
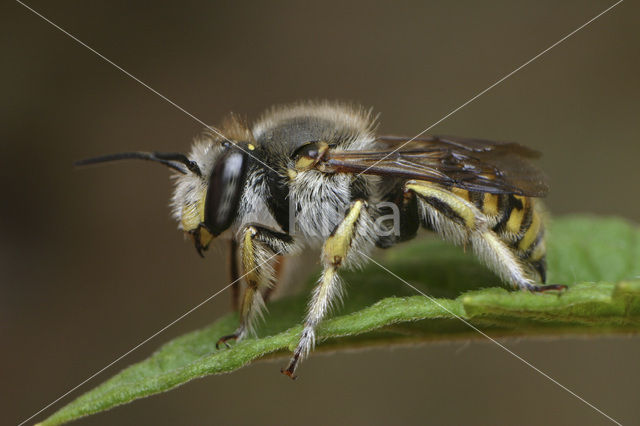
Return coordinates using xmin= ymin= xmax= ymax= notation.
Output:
xmin=78 ymin=101 xmax=565 ymax=378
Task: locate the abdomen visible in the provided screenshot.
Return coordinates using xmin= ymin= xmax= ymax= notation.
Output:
xmin=451 ymin=188 xmax=547 ymax=283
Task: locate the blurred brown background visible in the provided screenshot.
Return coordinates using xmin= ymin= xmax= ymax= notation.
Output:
xmin=3 ymin=1 xmax=639 ymax=425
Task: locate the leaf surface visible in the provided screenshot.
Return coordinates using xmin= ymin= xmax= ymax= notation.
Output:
xmin=38 ymin=216 xmax=640 ymax=425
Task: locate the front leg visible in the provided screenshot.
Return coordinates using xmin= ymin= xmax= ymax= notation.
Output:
xmin=282 ymin=200 xmax=375 ymax=378
xmin=216 ymin=225 xmax=294 ymax=348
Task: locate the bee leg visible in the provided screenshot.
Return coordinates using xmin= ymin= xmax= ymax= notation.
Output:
xmin=262 ymin=255 xmax=286 ymax=303
xmin=282 ymin=200 xmax=373 ymax=378
xmin=216 ymin=332 xmax=240 ymax=349
xmin=229 ymin=238 xmax=240 ymax=311
xmin=216 ymin=225 xmax=294 ymax=350
xmin=530 ymin=283 xmax=568 ymax=292
xmin=470 ymin=228 xmax=541 ymax=291
xmin=406 ymin=181 xmax=542 ymax=292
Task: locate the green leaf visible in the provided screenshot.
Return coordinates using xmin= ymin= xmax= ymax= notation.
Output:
xmin=38 ymin=216 xmax=640 ymax=426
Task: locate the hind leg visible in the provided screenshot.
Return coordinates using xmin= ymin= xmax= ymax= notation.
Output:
xmin=282 ymin=200 xmax=376 ymax=378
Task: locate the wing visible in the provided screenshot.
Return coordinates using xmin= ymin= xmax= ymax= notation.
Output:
xmin=323 ymin=135 xmax=549 ymax=197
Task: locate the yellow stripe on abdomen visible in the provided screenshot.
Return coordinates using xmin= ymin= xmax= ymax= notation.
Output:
xmin=505 ymin=195 xmax=527 ymax=234
xmin=518 ymin=210 xmax=541 ymax=252
xmin=482 ymin=193 xmax=499 ymax=217
xmin=451 ymin=187 xmax=470 ymax=202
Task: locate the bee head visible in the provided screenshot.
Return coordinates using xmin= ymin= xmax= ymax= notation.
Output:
xmin=76 ymin=140 xmax=249 ymax=258
xmin=176 ymin=142 xmax=249 ymax=256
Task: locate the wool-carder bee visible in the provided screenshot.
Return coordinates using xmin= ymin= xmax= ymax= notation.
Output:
xmin=78 ymin=101 xmax=565 ymax=378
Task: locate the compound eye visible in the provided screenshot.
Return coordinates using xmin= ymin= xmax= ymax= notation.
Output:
xmin=204 ymin=149 xmax=248 ymax=236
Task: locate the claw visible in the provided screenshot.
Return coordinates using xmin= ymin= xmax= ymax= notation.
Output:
xmin=281 ymin=352 xmax=300 ymax=380
xmin=530 ymin=283 xmax=568 ymax=293
xmin=280 ymin=367 xmax=297 ymax=380
xmin=215 ymin=333 xmax=240 ymax=350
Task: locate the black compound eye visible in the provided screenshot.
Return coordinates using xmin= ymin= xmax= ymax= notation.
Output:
xmin=204 ymin=149 xmax=248 ymax=236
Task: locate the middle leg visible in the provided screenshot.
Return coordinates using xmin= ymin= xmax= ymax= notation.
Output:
xmin=282 ymin=199 xmax=376 ymax=378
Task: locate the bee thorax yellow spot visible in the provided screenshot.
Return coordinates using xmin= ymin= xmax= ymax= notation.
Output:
xmin=294 ymin=141 xmax=330 ymax=171
xmin=295 ymin=156 xmax=316 ymax=171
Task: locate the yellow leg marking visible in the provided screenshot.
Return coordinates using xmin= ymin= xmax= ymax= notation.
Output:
xmin=236 ymin=226 xmax=269 ymax=335
xmin=239 ymin=284 xmax=257 ymax=320
xmin=519 ymin=212 xmax=542 ymax=252
xmin=239 ymin=227 xmax=258 ymax=322
xmin=483 ymin=193 xmax=499 ymax=216
xmin=407 ymin=182 xmax=476 ymax=228
xmin=241 ymin=227 xmax=258 ymax=285
xmin=284 ymin=201 xmax=366 ymax=377
xmin=506 ymin=195 xmax=528 ymax=234
xmin=323 ymin=200 xmax=364 ymax=265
